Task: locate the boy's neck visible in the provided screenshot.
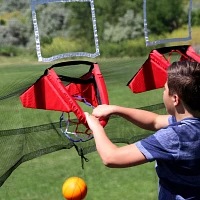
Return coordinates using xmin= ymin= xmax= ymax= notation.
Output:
xmin=175 ymin=112 xmax=195 ymax=122
xmin=174 ymin=102 xmax=200 ymax=121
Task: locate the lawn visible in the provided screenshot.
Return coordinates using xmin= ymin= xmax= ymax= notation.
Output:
xmin=0 ymin=56 xmax=165 ymax=200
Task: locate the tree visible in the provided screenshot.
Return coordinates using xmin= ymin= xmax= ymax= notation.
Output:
xmin=67 ymin=0 xmax=141 ymax=43
xmin=0 ymin=18 xmax=29 ymax=46
xmin=0 ymin=0 xmax=29 ymax=12
xmin=67 ymin=2 xmax=94 ymax=44
xmin=145 ymin=0 xmax=187 ymax=35
xmin=192 ymin=9 xmax=200 ymax=26
xmin=37 ymin=3 xmax=71 ymax=39
xmin=103 ymin=10 xmax=143 ymax=42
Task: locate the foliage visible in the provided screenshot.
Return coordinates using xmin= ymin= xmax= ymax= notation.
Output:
xmin=146 ymin=0 xmax=187 ymax=35
xmin=0 ymin=0 xmax=29 ymax=12
xmin=0 ymin=18 xmax=30 ymax=47
xmin=67 ymin=2 xmax=94 ymax=45
xmin=68 ymin=1 xmax=144 ymax=44
xmin=103 ymin=10 xmax=143 ymax=42
xmin=192 ymin=9 xmax=200 ymax=26
xmin=36 ymin=3 xmax=71 ymax=39
xmin=0 ymin=46 xmax=19 ymax=56
xmin=0 ymin=0 xmax=194 ymax=58
xmin=41 ymin=37 xmax=94 ymax=57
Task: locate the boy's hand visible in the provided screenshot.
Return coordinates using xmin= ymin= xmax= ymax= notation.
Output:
xmin=84 ymin=112 xmax=102 ymax=131
xmin=92 ymin=105 xmax=115 ymax=119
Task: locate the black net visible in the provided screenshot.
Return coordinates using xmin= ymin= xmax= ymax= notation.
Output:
xmin=0 ymin=58 xmax=166 ymax=187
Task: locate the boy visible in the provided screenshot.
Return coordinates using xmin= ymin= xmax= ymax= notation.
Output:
xmin=84 ymin=61 xmax=200 ymax=199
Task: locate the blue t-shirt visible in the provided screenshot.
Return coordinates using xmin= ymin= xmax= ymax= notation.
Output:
xmin=135 ymin=116 xmax=200 ymax=200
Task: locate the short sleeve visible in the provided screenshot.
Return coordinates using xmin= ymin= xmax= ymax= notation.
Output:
xmin=168 ymin=115 xmax=176 ymax=125
xmin=135 ymin=126 xmax=179 ymax=162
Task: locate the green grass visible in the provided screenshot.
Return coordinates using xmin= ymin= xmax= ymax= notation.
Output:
xmin=0 ymin=56 xmax=163 ymax=200
xmin=0 ymin=148 xmax=158 ymax=200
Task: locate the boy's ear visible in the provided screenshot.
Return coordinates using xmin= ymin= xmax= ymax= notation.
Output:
xmin=172 ymin=94 xmax=180 ymax=106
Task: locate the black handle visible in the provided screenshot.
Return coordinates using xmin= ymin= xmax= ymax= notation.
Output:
xmin=156 ymin=45 xmax=189 ymax=54
xmin=49 ymin=60 xmax=97 ymax=69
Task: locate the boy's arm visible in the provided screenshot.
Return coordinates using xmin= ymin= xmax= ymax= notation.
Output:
xmin=85 ymin=112 xmax=147 ymax=168
xmin=93 ymin=105 xmax=169 ymax=131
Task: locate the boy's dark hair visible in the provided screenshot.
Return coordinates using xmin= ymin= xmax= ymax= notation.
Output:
xmin=167 ymin=61 xmax=200 ymax=111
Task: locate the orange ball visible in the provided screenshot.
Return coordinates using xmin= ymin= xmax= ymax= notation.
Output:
xmin=62 ymin=177 xmax=87 ymax=200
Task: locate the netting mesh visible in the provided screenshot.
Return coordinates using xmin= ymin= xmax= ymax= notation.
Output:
xmin=0 ymin=58 xmax=166 ymax=187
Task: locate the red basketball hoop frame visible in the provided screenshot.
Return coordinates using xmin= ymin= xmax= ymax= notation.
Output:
xmin=127 ymin=45 xmax=200 ymax=93
xmin=20 ymin=60 xmax=109 ymax=142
